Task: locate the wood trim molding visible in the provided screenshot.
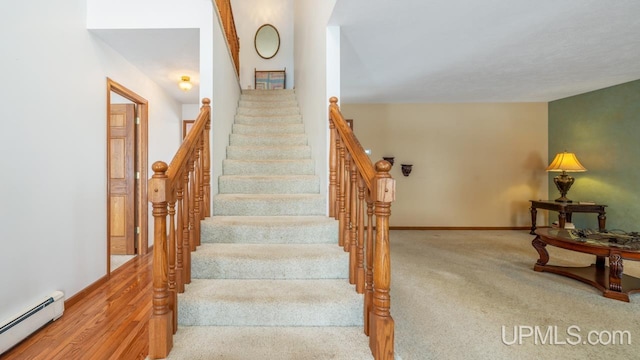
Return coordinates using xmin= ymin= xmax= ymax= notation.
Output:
xmin=106 ymin=78 xmax=150 ymax=275
xmin=390 ymin=226 xmax=532 ymax=231
xmin=64 ymin=274 xmax=109 ymax=309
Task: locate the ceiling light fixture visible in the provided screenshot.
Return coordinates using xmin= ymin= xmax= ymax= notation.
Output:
xmin=179 ymin=76 xmax=192 ymax=91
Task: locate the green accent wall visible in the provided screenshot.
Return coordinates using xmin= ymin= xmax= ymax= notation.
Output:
xmin=549 ymin=79 xmax=640 ymax=230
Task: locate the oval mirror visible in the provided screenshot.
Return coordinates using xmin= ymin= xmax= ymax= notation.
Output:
xmin=255 ymin=24 xmax=280 ymax=59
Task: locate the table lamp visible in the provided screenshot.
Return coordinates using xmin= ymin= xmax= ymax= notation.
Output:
xmin=546 ymin=151 xmax=587 ymax=203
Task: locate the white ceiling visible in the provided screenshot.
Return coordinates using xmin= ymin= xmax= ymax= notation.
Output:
xmin=91 ymin=28 xmax=200 ymax=104
xmin=330 ymin=0 xmax=640 ymax=103
xmin=89 ymin=2 xmax=640 ymax=105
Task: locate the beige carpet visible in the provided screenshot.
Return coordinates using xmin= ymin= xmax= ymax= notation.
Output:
xmin=391 ymin=230 xmax=640 ymax=360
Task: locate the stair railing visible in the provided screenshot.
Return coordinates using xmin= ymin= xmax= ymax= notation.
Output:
xmin=215 ymin=0 xmax=240 ymax=75
xmin=329 ymin=97 xmax=395 ymax=359
xmin=148 ymin=98 xmax=211 ymax=359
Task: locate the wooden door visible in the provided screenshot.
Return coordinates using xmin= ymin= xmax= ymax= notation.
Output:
xmin=109 ymin=103 xmax=136 ymax=255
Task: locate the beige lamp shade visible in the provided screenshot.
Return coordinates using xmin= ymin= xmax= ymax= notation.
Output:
xmin=546 ymin=152 xmax=587 ymax=172
xmin=546 ymin=151 xmax=586 ymax=202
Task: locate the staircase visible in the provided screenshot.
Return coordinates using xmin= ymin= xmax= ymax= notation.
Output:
xmin=165 ymin=90 xmax=372 ymax=359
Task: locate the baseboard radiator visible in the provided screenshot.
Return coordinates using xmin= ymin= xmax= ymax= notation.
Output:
xmin=0 ymin=291 xmax=65 ymax=354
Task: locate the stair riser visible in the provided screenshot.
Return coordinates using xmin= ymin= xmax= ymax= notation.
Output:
xmin=179 ymin=304 xmax=362 ymax=327
xmin=240 ymin=91 xmax=297 ymax=102
xmin=219 ymin=177 xmax=320 ymax=194
xmin=200 ymin=217 xmax=338 ymax=244
xmin=242 ymin=89 xmax=295 ymax=95
xmin=226 ymin=146 xmax=311 ymax=160
xmin=240 ymin=94 xmax=297 ymax=102
xmin=229 ymin=134 xmax=307 ymax=146
xmin=222 ymin=160 xmax=315 ymax=175
xmin=191 ymin=255 xmax=348 ymax=280
xmin=232 ymin=124 xmax=305 ymax=134
xmin=178 ymin=279 xmax=362 ymax=327
xmin=212 ymin=196 xmax=326 ymax=216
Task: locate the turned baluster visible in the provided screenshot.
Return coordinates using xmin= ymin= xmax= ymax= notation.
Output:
xmin=337 ymin=137 xmax=346 ymax=247
xmin=167 ymin=199 xmax=178 ymax=334
xmin=364 ymin=190 xmax=374 ymax=336
xmin=349 ymin=158 xmax=357 ymax=284
xmin=193 ymin=150 xmax=202 ymax=248
xmin=188 ymin=155 xmax=197 ymax=252
xmin=182 ymin=169 xmax=192 ymax=284
xmin=148 ymin=161 xmax=173 ymax=358
xmin=344 ymin=153 xmax=352 ymax=254
xmin=202 ymin=99 xmax=211 ymax=217
xmin=175 ymin=178 xmax=185 ymax=293
xmin=356 ymin=173 xmax=365 ymax=294
xmin=369 ymin=160 xmax=395 ymax=359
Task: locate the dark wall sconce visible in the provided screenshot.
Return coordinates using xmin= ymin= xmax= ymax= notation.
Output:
xmin=382 ymin=156 xmax=395 ymax=166
xmin=401 ymin=164 xmax=413 ymax=177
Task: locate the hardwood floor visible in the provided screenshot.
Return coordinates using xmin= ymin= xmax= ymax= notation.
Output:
xmin=2 ymin=252 xmax=152 ymax=360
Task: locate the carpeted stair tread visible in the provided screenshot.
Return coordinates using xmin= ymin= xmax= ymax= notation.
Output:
xmin=219 ymin=174 xmax=320 ymax=194
xmin=162 ymin=326 xmax=371 ymax=360
xmin=191 ymin=243 xmax=348 ymax=279
xmin=226 ymin=145 xmax=312 ymax=160
xmin=200 ymin=216 xmax=338 ymax=244
xmin=237 ymin=106 xmax=300 ymax=116
xmin=178 ymin=279 xmax=363 ymax=326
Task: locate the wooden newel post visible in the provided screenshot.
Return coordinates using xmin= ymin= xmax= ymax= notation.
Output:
xmin=370 ymin=160 xmax=395 ymax=359
xmin=148 ymin=161 xmax=173 ymax=359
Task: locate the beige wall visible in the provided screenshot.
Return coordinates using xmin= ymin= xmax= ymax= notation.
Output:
xmin=340 ymin=103 xmax=549 ymax=227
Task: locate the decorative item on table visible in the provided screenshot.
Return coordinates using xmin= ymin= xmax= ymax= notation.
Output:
xmin=546 ymin=151 xmax=586 ymax=203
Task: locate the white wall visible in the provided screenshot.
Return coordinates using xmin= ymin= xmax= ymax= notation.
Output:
xmin=0 ymin=0 xmax=185 ymax=324
xmin=211 ymin=1 xmax=242 ymax=198
xmin=231 ymin=0 xmax=294 ymax=90
xmin=341 ymin=103 xmax=549 ymax=227
xmin=293 ymin=0 xmax=337 ymax=205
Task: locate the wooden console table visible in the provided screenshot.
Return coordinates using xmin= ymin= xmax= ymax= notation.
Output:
xmin=529 ymin=200 xmax=606 ymax=235
xmin=533 ymin=228 xmax=640 ymax=302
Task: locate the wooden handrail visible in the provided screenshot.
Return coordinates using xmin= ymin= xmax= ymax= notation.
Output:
xmin=328 ymin=97 xmax=395 ymax=359
xmin=148 ymin=98 xmax=211 ymax=359
xmin=215 ymin=0 xmax=240 ymax=75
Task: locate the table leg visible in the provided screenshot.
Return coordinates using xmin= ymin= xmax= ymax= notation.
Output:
xmin=558 ymin=211 xmax=566 ymax=229
xmin=598 ymin=211 xmax=606 ymax=231
xmin=532 ymin=236 xmax=549 ymax=270
xmin=530 ymin=207 xmax=537 ymax=235
xmin=595 ymin=256 xmax=605 ymax=269
xmin=609 ymin=252 xmax=623 ymax=292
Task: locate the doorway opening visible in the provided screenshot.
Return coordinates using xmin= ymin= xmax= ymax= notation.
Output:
xmin=106 ymin=78 xmax=149 ymax=274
